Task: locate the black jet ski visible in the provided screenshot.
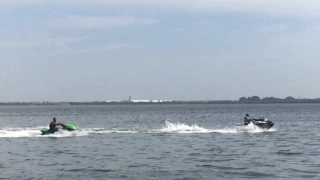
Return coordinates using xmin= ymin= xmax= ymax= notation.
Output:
xmin=251 ymin=118 xmax=274 ymax=129
xmin=40 ymin=123 xmax=77 ymax=135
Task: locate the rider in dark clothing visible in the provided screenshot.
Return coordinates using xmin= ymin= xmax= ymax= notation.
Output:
xmin=244 ymin=114 xmax=253 ymax=125
xmin=49 ymin=117 xmax=64 ymax=133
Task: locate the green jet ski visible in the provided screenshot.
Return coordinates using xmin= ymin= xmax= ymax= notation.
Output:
xmin=40 ymin=123 xmax=78 ymax=135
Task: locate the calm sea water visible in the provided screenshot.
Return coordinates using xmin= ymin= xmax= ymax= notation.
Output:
xmin=0 ymin=104 xmax=320 ymax=180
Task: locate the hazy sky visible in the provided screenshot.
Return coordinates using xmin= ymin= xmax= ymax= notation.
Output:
xmin=1 ymin=0 xmax=320 ymax=101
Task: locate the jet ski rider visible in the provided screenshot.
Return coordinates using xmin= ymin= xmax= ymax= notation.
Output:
xmin=49 ymin=117 xmax=64 ymax=133
xmin=244 ymin=114 xmax=253 ymax=125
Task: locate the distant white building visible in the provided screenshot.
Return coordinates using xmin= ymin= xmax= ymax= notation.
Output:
xmin=131 ymin=100 xmax=172 ymax=103
xmin=105 ymin=98 xmax=172 ymax=103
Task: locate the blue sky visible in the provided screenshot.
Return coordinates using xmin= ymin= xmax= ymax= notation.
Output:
xmin=1 ymin=0 xmax=320 ymax=101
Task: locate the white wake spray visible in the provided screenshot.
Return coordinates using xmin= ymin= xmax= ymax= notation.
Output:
xmin=155 ymin=121 xmax=276 ymax=134
xmin=155 ymin=120 xmax=211 ymax=133
xmin=0 ymin=121 xmax=276 ymax=138
xmin=0 ymin=127 xmax=88 ymax=138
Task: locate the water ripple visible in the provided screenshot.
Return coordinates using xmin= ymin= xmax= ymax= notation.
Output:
xmin=1 ymin=104 xmax=320 ymax=179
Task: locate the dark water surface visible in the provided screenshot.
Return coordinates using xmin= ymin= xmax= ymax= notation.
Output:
xmin=0 ymin=104 xmax=320 ymax=179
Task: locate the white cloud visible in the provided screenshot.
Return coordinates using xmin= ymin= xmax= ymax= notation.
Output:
xmin=252 ymin=23 xmax=290 ymax=35
xmin=54 ymin=16 xmax=159 ymax=29
xmin=0 ymin=35 xmax=140 ymax=52
xmin=1 ymin=0 xmax=320 ymax=18
xmin=0 ymin=36 xmax=87 ymax=50
xmin=83 ymin=43 xmax=141 ymax=52
xmin=0 ymin=40 xmax=35 ymax=48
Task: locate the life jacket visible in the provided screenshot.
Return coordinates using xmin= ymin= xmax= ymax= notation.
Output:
xmin=244 ymin=117 xmax=252 ymax=125
xmin=49 ymin=122 xmax=56 ymax=131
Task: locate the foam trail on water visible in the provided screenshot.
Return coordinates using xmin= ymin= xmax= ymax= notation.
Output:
xmin=0 ymin=121 xmax=276 ymax=137
xmin=0 ymin=129 xmax=41 ymax=138
xmin=82 ymin=121 xmax=276 ymax=134
xmin=154 ymin=121 xmax=276 ymax=134
xmin=154 ymin=120 xmax=211 ymax=133
xmin=0 ymin=127 xmax=88 ymax=138
xmin=83 ymin=128 xmax=142 ymax=134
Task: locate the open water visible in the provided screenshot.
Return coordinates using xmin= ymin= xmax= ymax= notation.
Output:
xmin=0 ymin=104 xmax=319 ymax=180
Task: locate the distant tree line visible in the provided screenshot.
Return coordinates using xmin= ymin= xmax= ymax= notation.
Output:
xmin=239 ymin=96 xmax=309 ymax=102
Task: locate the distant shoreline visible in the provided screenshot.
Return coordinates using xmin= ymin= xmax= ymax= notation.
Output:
xmin=1 ymin=100 xmax=320 ymax=106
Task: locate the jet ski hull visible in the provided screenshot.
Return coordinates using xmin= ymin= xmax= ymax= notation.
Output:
xmin=41 ymin=123 xmax=78 ymax=135
xmin=252 ymin=119 xmax=274 ymax=129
